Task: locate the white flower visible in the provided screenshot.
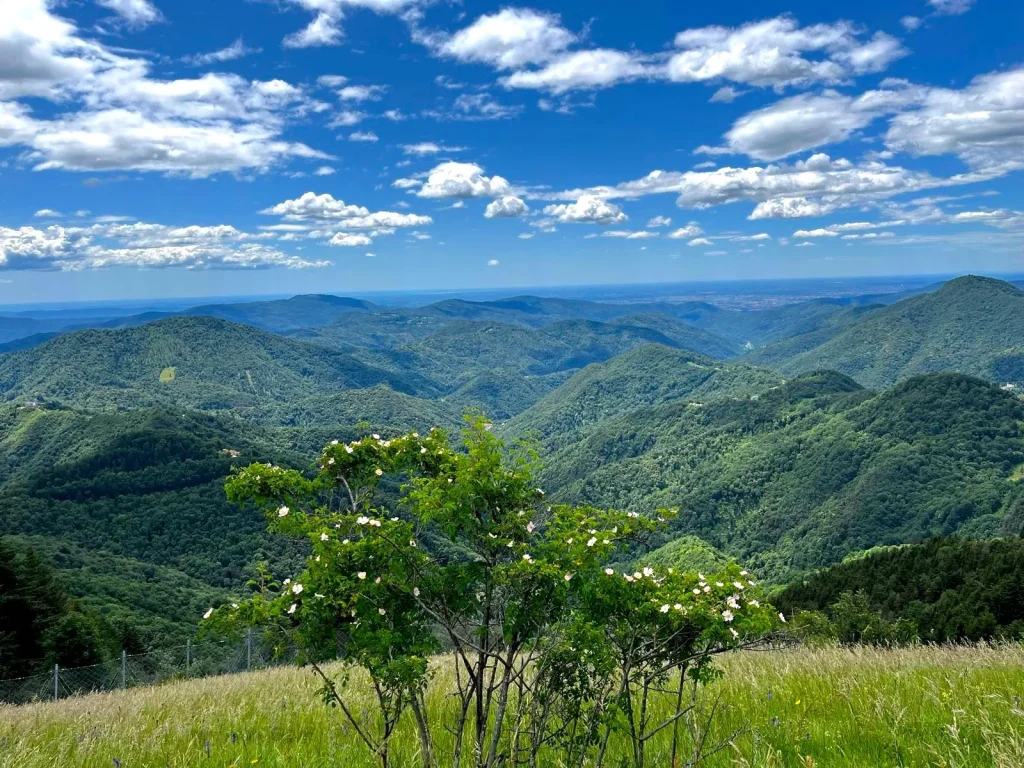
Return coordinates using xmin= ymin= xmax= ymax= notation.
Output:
xmin=447 ymin=478 xmax=453 ymax=483
xmin=625 ymin=575 xmax=634 ymax=582
xmin=391 ymin=517 xmax=399 ymax=522
xmin=567 ymin=538 xmax=573 ymax=544
xmin=642 ymin=567 xmax=654 ymax=578
xmin=378 ymin=608 xmax=386 ymax=616
xmin=357 ymin=572 xmax=367 ymax=580
xmin=203 ymin=608 xmax=214 ymax=620
xmin=315 ymin=593 xmax=324 ymax=599
xmin=278 ymin=506 xmax=290 ymax=517
xmin=733 ymin=581 xmax=745 ymax=590
xmin=357 ymin=516 xmax=369 ymax=525
xmin=507 ymin=541 xmax=514 ymax=547
xmin=536 ymin=488 xmax=545 ymax=496
xmin=320 ymin=533 xmax=329 ymax=541
xmin=692 ymin=588 xmax=701 ymax=595
xmin=232 ymin=603 xmax=238 ymax=609
xmin=605 ymin=568 xmax=615 ymax=575
xmin=740 ymin=570 xmax=749 ymax=576
xmin=292 ymin=583 xmax=304 ymax=594
xmin=375 ymin=468 xmax=383 ymax=477
xmin=372 ymin=434 xmax=380 ymax=440
xmin=587 ymin=537 xmax=597 ymax=547
xmin=564 ymin=572 xmax=573 ymax=581
xmin=412 ymin=432 xmax=419 ymax=438
xmin=749 ymin=599 xmax=761 ymax=608
xmin=288 ymin=603 xmax=297 ymax=614
xmin=375 ymin=577 xmax=381 ymax=584
xmin=345 ymin=445 xmax=354 ymax=454
xmin=727 ymin=596 xmax=740 ymax=610
xmin=342 ymin=538 xmax=350 ymax=545
xmin=409 ymin=539 xmax=417 ymax=547
xmin=413 ymin=587 xmax=420 ymax=597
xmin=527 ymin=521 xmax=535 ymax=533
xmin=730 ymin=627 xmax=739 ymax=639
xmin=673 ymin=603 xmax=683 ymax=611
xmin=722 ymin=610 xmax=734 ymax=623
xmin=420 ymin=447 xmax=427 ymax=454
xmin=660 ymin=604 xmax=670 ymax=613
xmin=703 ymin=585 xmax=711 ymax=593
xmin=633 ymin=572 xmax=642 ymax=580
xmin=331 ymin=440 xmax=339 ymax=445
xmin=716 ymin=582 xmax=725 ymax=587
xmin=778 ymin=612 xmax=787 ymax=623
xmin=522 ymin=553 xmax=532 ymax=562
xmin=284 ymin=578 xmax=291 ymax=585
xmin=370 ymin=519 xmax=382 ymax=527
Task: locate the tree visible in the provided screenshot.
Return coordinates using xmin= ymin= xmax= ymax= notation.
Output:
xmin=207 ymin=418 xmax=779 ymax=768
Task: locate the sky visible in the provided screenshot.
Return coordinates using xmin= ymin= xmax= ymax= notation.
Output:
xmin=0 ymin=0 xmax=1022 ymax=303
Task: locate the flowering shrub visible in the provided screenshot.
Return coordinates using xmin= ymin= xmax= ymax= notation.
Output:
xmin=204 ymin=417 xmax=780 ymax=768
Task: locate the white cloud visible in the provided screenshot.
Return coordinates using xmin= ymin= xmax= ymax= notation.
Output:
xmin=329 ymin=110 xmax=367 ymax=127
xmin=543 ymin=195 xmax=627 ymax=224
xmin=501 ymin=49 xmax=650 ymax=94
xmin=284 ymin=12 xmax=343 ymax=48
xmin=329 ymin=232 xmax=373 ymax=247
xmin=383 ymin=109 xmax=407 ymax=121
xmin=646 ymin=216 xmax=672 ymax=228
xmin=314 ymin=166 xmax=336 ymax=176
xmin=795 ymin=241 xmax=815 ymax=247
xmin=484 ymin=196 xmax=528 ymax=218
xmin=518 ymin=232 xmax=534 ymax=239
xmin=183 ymin=38 xmax=261 ymax=66
xmin=602 ymin=230 xmax=656 ymax=239
xmin=96 ymin=0 xmax=162 ymax=28
xmin=487 ymin=258 xmax=500 ymax=266
xmin=731 ymin=233 xmax=771 ymax=241
xmin=393 ymin=177 xmax=423 ymax=189
xmin=264 ymin=192 xmax=432 ymax=229
xmin=34 ymin=209 xmax=61 ymax=218
xmin=885 ymin=67 xmax=1024 ymax=170
xmin=401 ymin=142 xmax=466 ymax=155
xmin=349 ymin=130 xmax=378 ymax=141
xmin=417 ymin=161 xmax=511 ymax=198
xmin=718 ymin=84 xmax=924 ymax=160
xmin=709 ymin=86 xmax=745 ymax=103
xmin=667 ymin=223 xmax=703 ymax=238
xmin=666 ymin=17 xmax=905 ymax=89
xmin=687 ymin=237 xmax=713 ymax=246
xmin=337 ymin=85 xmax=387 ymax=101
xmin=0 ymin=1 xmax=330 ymax=176
xmin=928 ymin=0 xmax=975 ymax=15
xmin=901 ymin=16 xmax=923 ymax=31
xmin=450 ymin=93 xmax=523 ymax=121
xmin=0 ymin=220 xmax=328 ymax=270
xmin=432 ymin=8 xmax=575 ymax=69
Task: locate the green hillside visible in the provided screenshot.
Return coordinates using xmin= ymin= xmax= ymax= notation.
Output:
xmin=540 ymin=371 xmax=1024 ymax=581
xmin=0 ymin=406 xmax=307 ymax=639
xmin=252 ymin=385 xmax=462 ymax=430
xmin=0 ymin=316 xmax=433 ymax=412
xmin=776 ymin=537 xmax=1024 ymax=641
xmin=749 ymin=276 xmax=1024 ymax=388
xmin=503 ymin=344 xmax=784 ymax=450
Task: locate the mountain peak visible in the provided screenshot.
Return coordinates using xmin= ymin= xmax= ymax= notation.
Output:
xmin=937 ymin=275 xmax=1023 ymax=297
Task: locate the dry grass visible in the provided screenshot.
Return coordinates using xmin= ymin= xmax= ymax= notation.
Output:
xmin=3 ymin=644 xmax=1024 ymax=767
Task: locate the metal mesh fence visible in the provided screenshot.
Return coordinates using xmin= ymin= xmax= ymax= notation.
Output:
xmin=0 ymin=632 xmax=298 ymax=706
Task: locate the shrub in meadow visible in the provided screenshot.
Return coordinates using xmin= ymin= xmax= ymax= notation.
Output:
xmin=205 ymin=417 xmax=779 ymax=768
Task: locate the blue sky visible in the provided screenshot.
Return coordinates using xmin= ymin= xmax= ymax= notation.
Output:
xmin=1 ymin=0 xmax=1022 ymax=302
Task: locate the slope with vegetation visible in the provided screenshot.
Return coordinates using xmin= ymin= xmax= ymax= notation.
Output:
xmin=748 ymin=276 xmax=1024 ymax=388
xmin=538 ymin=371 xmax=1024 ymax=582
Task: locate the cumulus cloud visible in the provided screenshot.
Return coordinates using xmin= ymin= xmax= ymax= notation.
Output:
xmin=487 ymin=258 xmax=500 ymax=266
xmin=647 ymin=216 xmax=672 ymax=228
xmin=687 ymin=237 xmax=713 ymax=246
xmin=667 ymin=223 xmax=704 ymax=238
xmin=543 ymin=195 xmax=627 ymax=224
xmin=336 ymin=84 xmax=387 ymax=101
xmin=282 ymin=0 xmax=424 ymax=48
xmin=928 ymin=0 xmax=975 ymax=15
xmin=718 ymin=83 xmax=924 ymax=160
xmin=484 ymin=196 xmax=528 ymax=218
xmin=666 ymin=17 xmax=906 ymax=89
xmin=709 ymin=86 xmax=745 ymax=103
xmin=501 ymin=49 xmax=650 ymax=94
xmin=263 ymin=192 xmax=432 ymax=229
xmin=431 ymin=8 xmax=575 ymax=69
xmin=330 ymin=232 xmax=373 ymax=246
xmin=0 ymin=1 xmax=330 ymax=176
xmin=885 ymin=67 xmax=1024 ymax=170
xmin=417 ymin=161 xmax=512 ymax=198
xmin=34 ymin=209 xmax=61 ymax=218
xmin=348 ymin=131 xmax=378 ymax=141
xmin=0 ymin=219 xmax=329 ymax=270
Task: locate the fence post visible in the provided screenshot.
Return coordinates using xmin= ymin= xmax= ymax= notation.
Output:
xmin=53 ymin=664 xmax=59 ymax=701
xmin=186 ymin=639 xmax=191 ymax=677
xmin=121 ymin=650 xmax=127 ymax=689
xmin=246 ymin=629 xmax=252 ymax=672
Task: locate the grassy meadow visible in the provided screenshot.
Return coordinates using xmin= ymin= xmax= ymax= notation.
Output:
xmin=3 ymin=644 xmax=1024 ymax=767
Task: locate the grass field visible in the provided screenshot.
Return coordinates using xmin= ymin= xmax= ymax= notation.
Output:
xmin=3 ymin=644 xmax=1024 ymax=767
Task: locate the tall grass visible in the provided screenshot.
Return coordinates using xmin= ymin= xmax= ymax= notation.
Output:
xmin=3 ymin=644 xmax=1023 ymax=767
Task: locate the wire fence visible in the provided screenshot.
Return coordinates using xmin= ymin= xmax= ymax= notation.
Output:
xmin=0 ymin=632 xmax=299 ymax=706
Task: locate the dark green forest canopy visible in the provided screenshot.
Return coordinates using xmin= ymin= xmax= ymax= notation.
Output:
xmin=746 ymin=276 xmax=1024 ymax=388
xmin=537 ymin=371 xmax=1024 ymax=583
xmin=775 ymin=537 xmax=1024 ymax=641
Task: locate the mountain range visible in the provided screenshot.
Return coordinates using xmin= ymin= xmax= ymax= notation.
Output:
xmin=3 ymin=274 xmax=1024 ymax=643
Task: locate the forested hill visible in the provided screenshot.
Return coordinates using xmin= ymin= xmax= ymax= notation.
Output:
xmin=502 ymin=344 xmax=784 ymax=451
xmin=747 ymin=276 xmax=1024 ymax=388
xmin=0 ymin=316 xmax=436 ymax=411
xmin=538 ymin=371 xmax=1024 ymax=582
